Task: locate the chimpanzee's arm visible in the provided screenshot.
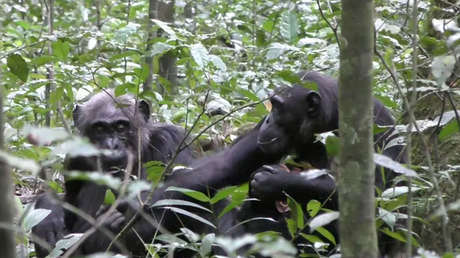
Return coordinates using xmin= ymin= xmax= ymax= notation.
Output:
xmin=250 ymin=165 xmax=338 ymax=210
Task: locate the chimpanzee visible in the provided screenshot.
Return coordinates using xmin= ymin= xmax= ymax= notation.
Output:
xmin=241 ymin=71 xmax=406 ymax=254
xmin=32 ymin=90 xmax=196 ymax=257
xmin=77 ymin=115 xmax=287 ymax=256
xmin=33 ymin=90 xmax=286 ymax=257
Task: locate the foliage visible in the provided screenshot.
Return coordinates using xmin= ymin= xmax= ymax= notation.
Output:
xmin=0 ymin=0 xmax=459 ymax=257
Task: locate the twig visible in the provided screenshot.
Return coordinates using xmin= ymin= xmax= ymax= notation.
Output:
xmin=375 ymin=2 xmax=452 ymax=252
xmin=62 ymin=154 xmax=134 ymax=257
xmin=315 ymin=0 xmax=341 ymax=49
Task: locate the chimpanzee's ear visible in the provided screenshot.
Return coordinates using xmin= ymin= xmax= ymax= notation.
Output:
xmin=306 ymin=92 xmax=321 ymax=117
xmin=138 ymin=100 xmax=151 ymax=122
xmin=270 ymin=95 xmax=285 ymax=110
xmin=73 ymin=105 xmax=81 ymax=127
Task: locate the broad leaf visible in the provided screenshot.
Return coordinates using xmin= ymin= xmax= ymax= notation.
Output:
xmin=316 ymin=226 xmax=336 ymax=245
xmin=48 ymin=234 xmax=83 ymax=258
xmin=0 ymin=151 xmax=40 ymax=175
xmin=280 ymin=10 xmax=298 ymax=43
xmin=166 ymin=186 xmax=210 ymax=202
xmin=381 ymin=186 xmax=422 ymax=199
xmin=52 ymin=39 xmax=70 ymax=61
xmin=309 ymin=211 xmax=339 ymax=232
xmin=439 ymin=120 xmax=460 ymax=141
xmin=152 ymin=199 xmax=211 ymax=213
xmin=7 ymin=54 xmax=29 ymax=81
xmin=104 ymin=189 xmax=116 ymax=205
xmin=190 ymin=43 xmax=209 ymax=69
xmin=374 ymin=153 xmax=417 ymax=177
xmin=23 ymin=208 xmax=51 ymax=232
xmin=307 ymin=199 xmax=321 ymax=217
xmin=431 ymin=55 xmax=455 ymax=85
xmin=159 ymin=206 xmax=215 ymax=228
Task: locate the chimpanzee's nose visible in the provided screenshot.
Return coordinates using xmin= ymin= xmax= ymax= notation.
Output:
xmin=106 ymin=137 xmax=121 ymax=150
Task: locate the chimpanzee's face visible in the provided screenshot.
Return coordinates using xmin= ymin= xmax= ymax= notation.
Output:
xmin=257 ymin=86 xmax=322 ymax=156
xmin=73 ymin=91 xmax=150 ymax=173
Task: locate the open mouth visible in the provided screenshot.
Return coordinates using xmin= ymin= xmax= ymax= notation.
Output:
xmin=257 ymin=137 xmax=279 ymax=145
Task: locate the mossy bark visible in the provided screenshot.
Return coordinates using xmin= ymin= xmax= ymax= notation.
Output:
xmin=338 ymin=0 xmax=378 ymax=257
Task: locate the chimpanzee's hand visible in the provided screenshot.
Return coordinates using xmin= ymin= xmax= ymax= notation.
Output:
xmin=32 ymin=194 xmax=68 ymax=257
xmin=250 ymin=165 xmax=289 ymax=202
xmin=33 ymin=208 xmax=67 ymax=251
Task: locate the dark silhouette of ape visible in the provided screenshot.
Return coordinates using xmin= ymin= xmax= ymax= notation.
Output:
xmin=244 ymin=71 xmax=406 ymax=255
xmin=33 ymin=90 xmax=195 ymax=257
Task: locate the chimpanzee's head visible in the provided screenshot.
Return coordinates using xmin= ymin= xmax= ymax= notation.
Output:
xmin=73 ymin=90 xmax=152 ymax=172
xmin=257 ymin=85 xmax=330 ymax=156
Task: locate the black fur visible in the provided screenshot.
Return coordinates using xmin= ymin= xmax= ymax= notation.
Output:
xmin=246 ymin=71 xmax=406 ymax=254
xmin=33 ymin=90 xmax=195 ymax=257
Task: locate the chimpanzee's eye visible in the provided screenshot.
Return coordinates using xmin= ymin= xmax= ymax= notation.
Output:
xmin=92 ymin=123 xmax=107 ymax=134
xmin=115 ymin=121 xmax=130 ymax=133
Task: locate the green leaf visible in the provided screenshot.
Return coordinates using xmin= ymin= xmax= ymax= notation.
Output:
xmin=49 ymin=86 xmax=64 ymax=106
xmin=0 ymin=151 xmax=40 ymax=175
xmin=126 ymin=181 xmax=151 ymax=198
xmin=315 ymin=226 xmax=336 ymax=245
xmin=7 ymin=54 xmax=29 ymax=81
xmin=152 ymin=199 xmax=211 ymax=213
xmin=200 ymin=233 xmax=215 ymax=257
xmin=104 ymin=189 xmax=116 ymax=205
xmin=263 ymin=19 xmax=275 ymax=33
xmin=166 ymin=186 xmax=210 ymax=202
xmin=144 ymin=161 xmax=165 ymax=184
xmin=265 ymin=43 xmax=297 ymax=60
xmin=301 ymin=81 xmax=318 ymax=91
xmin=280 ymin=10 xmax=298 ymax=43
xmin=48 ymin=234 xmax=83 ymax=258
xmin=309 ymin=211 xmax=339 ymax=232
xmin=110 ymin=50 xmax=140 ymax=61
xmin=299 ymin=233 xmax=322 ymax=243
xmin=325 ymin=135 xmax=340 ymax=157
xmin=287 ymin=195 xmax=304 ymax=230
xmin=307 ymin=199 xmax=321 ymax=217
xmin=150 ymin=42 xmax=175 ymax=57
xmin=23 ymin=208 xmax=51 ymax=232
xmin=208 ymin=55 xmax=227 ymax=71
xmin=285 ymin=217 xmax=297 ymax=238
xmin=210 ymin=186 xmax=238 ymax=204
xmin=256 ymin=29 xmax=267 ymax=47
xmin=156 ymin=233 xmax=189 ymax=246
xmin=24 ymin=126 xmax=69 ymax=146
xmin=275 ymin=70 xmax=301 ymax=84
xmin=31 ymin=55 xmax=55 ymax=66
xmin=66 ymin=171 xmax=121 ymax=190
xmin=383 ymin=46 xmax=394 ymax=68
xmin=218 ymin=184 xmax=248 ymax=218
xmin=381 ymin=186 xmax=421 ymax=199
xmin=160 ymin=206 xmax=216 ymax=228
xmin=374 ymin=153 xmax=417 ymax=177
xmin=151 ymin=19 xmax=176 ymax=38
xmin=54 ymin=137 xmax=100 ymax=157
xmin=190 ymin=43 xmax=209 ymax=69
xmin=431 ymin=55 xmax=455 ymax=86
xmin=379 ymin=227 xmax=407 ymax=243
xmin=439 ymin=120 xmax=460 ymax=141
xmin=52 ymin=39 xmax=70 ymax=61
xmin=378 ymin=207 xmax=396 ymax=229
xmin=237 ymin=89 xmax=259 ymax=102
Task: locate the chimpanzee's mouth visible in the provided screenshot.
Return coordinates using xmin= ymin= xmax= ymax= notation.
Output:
xmin=108 ymin=168 xmax=127 ymax=177
xmin=257 ymin=137 xmax=279 ymax=145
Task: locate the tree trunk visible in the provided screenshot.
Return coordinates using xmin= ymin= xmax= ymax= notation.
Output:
xmin=157 ymin=0 xmax=177 ymax=92
xmin=143 ymin=0 xmax=177 ymax=94
xmin=0 ymin=80 xmax=16 ymax=258
xmin=45 ymin=0 xmax=54 ymax=127
xmin=338 ymin=0 xmax=378 ymax=257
